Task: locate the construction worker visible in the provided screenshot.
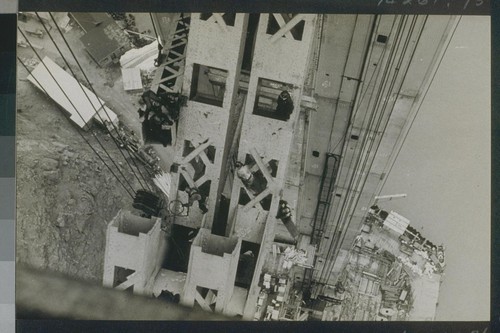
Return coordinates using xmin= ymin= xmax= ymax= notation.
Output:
xmin=159 ymin=105 xmax=174 ymax=126
xmin=276 ymin=90 xmax=294 ymax=121
xmin=235 ymin=161 xmax=255 ymax=188
xmin=236 ymin=161 xmax=270 ymax=195
xmin=183 ymin=187 xmax=208 ymax=214
xmin=137 ymin=99 xmax=147 ymax=121
xmin=161 ymin=92 xmax=182 ymax=121
xmin=140 ymin=90 xmax=174 ymax=146
xmin=276 ymin=200 xmax=292 ymax=223
xmin=154 ymin=42 xmax=165 ymax=67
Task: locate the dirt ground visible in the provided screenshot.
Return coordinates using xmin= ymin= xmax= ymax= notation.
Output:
xmin=16 ymin=14 xmax=156 ymax=283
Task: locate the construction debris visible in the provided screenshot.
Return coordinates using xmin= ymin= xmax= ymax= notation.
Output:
xmin=119 ymin=39 xmax=159 ymax=71
xmin=27 ymin=56 xmax=119 ymax=130
xmin=283 ymin=247 xmax=309 ymax=269
xmin=121 ymin=67 xmax=143 ymax=91
xmin=153 ymin=172 xmax=172 ymax=199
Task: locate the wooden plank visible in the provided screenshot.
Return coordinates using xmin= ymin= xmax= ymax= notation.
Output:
xmin=179 ymin=139 xmax=213 ymax=165
xmin=250 ymin=147 xmax=275 ymax=186
xmin=179 ymin=168 xmax=196 ymax=189
xmin=198 ymin=151 xmax=211 ymax=166
xmin=194 ymin=290 xmax=213 ymax=312
xmin=270 ymin=14 xmax=307 ymax=43
xmin=121 ymin=67 xmax=143 ymax=91
xmin=28 ymin=56 xmax=104 ymax=129
xmin=243 ymin=187 xmax=272 ymax=212
xmin=114 ymin=272 xmax=138 ymax=291
xmin=194 ymin=174 xmax=209 ymax=188
xmin=271 ymin=14 xmax=294 ymax=40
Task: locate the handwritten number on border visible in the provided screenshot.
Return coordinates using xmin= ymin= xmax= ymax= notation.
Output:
xmin=378 ymin=0 xmax=485 ymax=7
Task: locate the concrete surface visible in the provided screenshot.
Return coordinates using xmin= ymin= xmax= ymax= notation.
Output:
xmin=168 ymin=14 xmax=248 ymax=231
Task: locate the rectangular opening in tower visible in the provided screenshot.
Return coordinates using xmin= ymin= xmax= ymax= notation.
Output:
xmin=190 ymin=64 xmax=228 ymax=107
xmin=212 ymin=194 xmax=230 ymax=236
xmin=205 ymin=145 xmax=216 ymax=163
xmin=253 ymin=78 xmax=294 ymax=121
xmin=266 ymin=14 xmax=305 ymax=41
xmin=181 ymin=140 xmax=215 ymax=182
xmin=189 ymin=157 xmax=206 ymax=182
xmin=268 ymin=159 xmax=279 ymax=178
xmin=162 ymin=224 xmax=198 ymax=273
xmin=235 ymin=154 xmax=278 ymax=211
xmin=242 ymin=13 xmax=260 ymax=72
xmin=195 ymin=286 xmax=218 ymax=312
xmin=200 ymin=13 xmax=236 ymax=26
xmin=238 ymin=187 xmax=251 ymax=206
xmin=238 ymin=153 xmax=268 ymax=194
xmin=235 ymin=241 xmax=260 ymax=289
xmin=113 ymin=266 xmax=136 ymax=292
xmin=178 ymin=172 xmax=189 ymax=191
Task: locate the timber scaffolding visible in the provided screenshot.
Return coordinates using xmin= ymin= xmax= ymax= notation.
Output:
xmin=225 ymin=14 xmax=317 ymax=319
xmin=102 ymin=13 xmax=458 ymax=321
xmin=150 ymin=13 xmax=190 ymax=96
xmin=100 ymin=13 xmax=319 ymax=319
xmin=100 ymin=13 xmax=193 ymax=310
xmin=161 ymin=13 xmax=319 ymax=319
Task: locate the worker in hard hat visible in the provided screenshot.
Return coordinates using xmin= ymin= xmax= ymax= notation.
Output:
xmin=183 ymin=187 xmax=208 ymax=214
xmin=276 ymin=90 xmax=294 ymax=120
xmin=235 ymin=161 xmax=255 ymax=188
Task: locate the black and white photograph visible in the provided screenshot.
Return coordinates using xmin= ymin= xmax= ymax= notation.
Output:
xmin=14 ymin=9 xmax=490 ymax=325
